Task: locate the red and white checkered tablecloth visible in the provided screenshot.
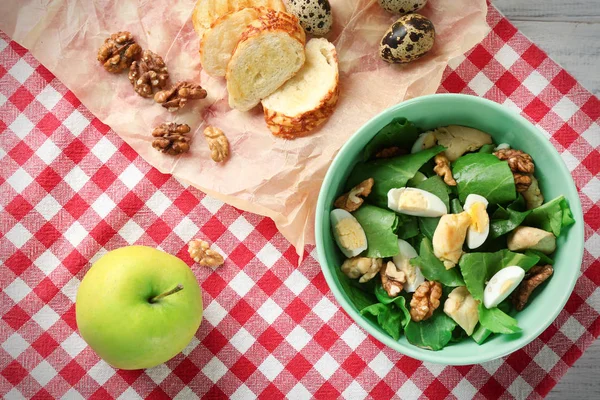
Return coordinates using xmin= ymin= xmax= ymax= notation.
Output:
xmin=1 ymin=5 xmax=599 ymax=399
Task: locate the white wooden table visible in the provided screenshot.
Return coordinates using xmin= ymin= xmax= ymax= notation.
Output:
xmin=494 ymin=1 xmax=600 ymax=397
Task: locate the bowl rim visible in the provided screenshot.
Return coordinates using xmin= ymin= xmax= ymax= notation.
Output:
xmin=315 ymin=93 xmax=585 ymax=365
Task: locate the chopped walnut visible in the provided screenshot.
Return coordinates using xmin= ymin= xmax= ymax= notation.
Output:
xmin=128 ymin=50 xmax=169 ymax=98
xmin=433 ymin=153 xmax=456 ymax=186
xmin=512 ymin=265 xmax=553 ymax=311
xmin=203 ymin=126 xmax=230 ymax=162
xmin=375 ymin=147 xmax=406 ymax=159
xmin=152 ymin=122 xmax=191 ymax=155
xmin=381 ymin=261 xmax=407 ymax=298
xmin=97 ymin=31 xmax=142 ymax=73
xmin=188 ymin=239 xmax=224 ymax=268
xmin=494 ymin=149 xmax=535 ymax=192
xmin=410 ymin=281 xmax=442 ymax=322
xmin=334 ymin=178 xmax=374 ymax=212
xmin=154 ymin=81 xmax=207 ymax=111
xmin=341 ymin=257 xmax=382 ymax=283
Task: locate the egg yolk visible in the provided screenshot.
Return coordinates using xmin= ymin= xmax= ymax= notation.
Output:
xmin=398 ymin=191 xmax=427 ymax=211
xmin=467 ymin=202 xmax=489 ymax=233
xmin=335 ymin=219 xmax=366 ymax=250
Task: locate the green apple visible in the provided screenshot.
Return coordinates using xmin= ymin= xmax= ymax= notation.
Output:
xmin=76 ymin=246 xmax=203 ymax=370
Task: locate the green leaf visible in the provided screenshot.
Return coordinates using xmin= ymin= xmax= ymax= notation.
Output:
xmin=374 ymin=286 xmax=411 ymax=327
xmin=335 ymin=266 xmax=377 ymax=311
xmin=405 ymin=310 xmax=457 ymax=350
xmin=346 ymin=146 xmax=446 ymax=208
xmin=352 ymin=204 xmax=399 ymax=258
xmin=524 ymin=195 xmax=575 ymax=237
xmin=361 ymin=303 xmax=404 ymax=340
xmin=396 ymin=214 xmax=420 ymax=240
xmin=418 ymin=218 xmax=439 ymax=241
xmin=362 ymin=118 xmax=421 ymax=161
xmin=471 ymin=324 xmax=492 ymax=345
xmin=478 ymin=304 xmax=521 ymax=334
xmin=452 ymin=153 xmax=517 ymax=205
xmin=410 ymin=237 xmax=465 ymax=287
xmin=524 ymin=249 xmax=554 ymax=265
xmin=450 ymin=198 xmax=464 ymax=214
xmin=490 ymin=205 xmax=531 ymax=239
xmin=416 ymin=176 xmax=451 ymax=209
xmin=478 ymin=144 xmax=496 ymax=154
xmin=459 ymin=250 xmax=540 ymax=302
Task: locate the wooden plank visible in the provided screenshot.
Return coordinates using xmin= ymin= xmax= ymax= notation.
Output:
xmin=548 ymin=340 xmax=600 ymax=399
xmin=509 ymin=20 xmax=600 ymax=95
xmin=494 ymin=0 xmax=600 ymax=22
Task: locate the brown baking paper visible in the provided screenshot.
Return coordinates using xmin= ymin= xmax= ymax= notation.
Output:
xmin=0 ymin=0 xmax=489 ymax=258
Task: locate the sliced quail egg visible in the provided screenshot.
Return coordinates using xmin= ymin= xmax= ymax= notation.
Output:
xmin=483 ymin=266 xmax=525 ymax=309
xmin=387 ymin=187 xmax=447 ymax=217
xmin=410 ymin=131 xmax=437 ymax=153
xmin=392 ymin=239 xmax=424 ymax=293
xmin=330 ymin=209 xmax=367 ymax=258
xmin=463 ymin=194 xmax=489 ymax=249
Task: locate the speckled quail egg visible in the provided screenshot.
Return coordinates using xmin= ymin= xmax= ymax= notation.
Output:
xmin=483 ymin=266 xmax=525 ymax=309
xmin=380 ymin=13 xmax=435 ymax=64
xmin=463 ymin=194 xmax=490 ymax=249
xmin=330 ymin=208 xmax=368 ymax=258
xmin=378 ymin=0 xmax=428 ymax=15
xmin=287 ymin=0 xmax=333 ymax=37
xmin=387 ymin=187 xmax=447 ymax=217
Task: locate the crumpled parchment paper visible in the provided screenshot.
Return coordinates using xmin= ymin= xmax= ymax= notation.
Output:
xmin=0 ymin=0 xmax=489 ymax=258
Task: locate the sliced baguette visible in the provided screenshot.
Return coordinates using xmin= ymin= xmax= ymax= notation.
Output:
xmin=192 ymin=0 xmax=286 ymax=38
xmin=226 ymin=10 xmax=306 ymax=112
xmin=200 ymin=7 xmax=265 ymax=77
xmin=262 ymin=38 xmax=339 ymax=139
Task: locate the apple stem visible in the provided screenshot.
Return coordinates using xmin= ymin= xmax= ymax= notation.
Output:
xmin=149 ymin=284 xmax=184 ymax=303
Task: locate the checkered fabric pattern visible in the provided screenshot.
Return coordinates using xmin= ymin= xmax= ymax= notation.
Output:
xmin=1 ymin=5 xmax=599 ymax=399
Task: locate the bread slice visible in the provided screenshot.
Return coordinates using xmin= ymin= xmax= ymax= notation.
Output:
xmin=262 ymin=38 xmax=339 ymax=138
xmin=200 ymin=8 xmax=265 ymax=77
xmin=192 ymin=0 xmax=286 ymax=38
xmin=226 ymin=10 xmax=306 ymax=112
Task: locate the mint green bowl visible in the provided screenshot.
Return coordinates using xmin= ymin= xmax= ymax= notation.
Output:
xmin=315 ymin=94 xmax=584 ymax=365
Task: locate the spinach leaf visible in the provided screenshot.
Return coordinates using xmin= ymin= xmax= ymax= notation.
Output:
xmin=524 ymin=195 xmax=575 ymax=237
xmin=405 ymin=309 xmax=457 ymax=350
xmin=375 ymin=286 xmax=411 ymax=327
xmin=450 ymin=198 xmax=464 ymax=214
xmin=479 ymin=144 xmax=496 ymax=154
xmin=415 ymin=176 xmax=450 ymax=240
xmin=524 ymin=249 xmax=554 ymax=265
xmin=346 ymin=146 xmax=446 ymax=208
xmin=353 ymin=204 xmax=399 ymax=258
xmin=419 ymin=218 xmax=439 ymax=241
xmin=362 ymin=118 xmax=421 ymax=161
xmin=411 ymin=238 xmax=465 ymax=287
xmin=478 ymin=304 xmax=521 ymax=334
xmin=472 ymin=324 xmax=492 ymax=345
xmin=452 ymin=153 xmax=516 ymax=205
xmin=490 ymin=205 xmax=531 ymax=239
xmin=396 ymin=214 xmax=420 ymax=240
xmin=335 ymin=266 xmax=377 ymax=311
xmin=361 ymin=303 xmax=404 ymax=340
xmin=459 ymin=250 xmax=540 ymax=302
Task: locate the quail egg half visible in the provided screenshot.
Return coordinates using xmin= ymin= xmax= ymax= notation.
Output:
xmin=387 ymin=187 xmax=448 ymax=217
xmin=287 ymin=0 xmax=333 ymax=37
xmin=378 ymin=0 xmax=428 ymax=15
xmin=380 ymin=13 xmax=435 ymax=64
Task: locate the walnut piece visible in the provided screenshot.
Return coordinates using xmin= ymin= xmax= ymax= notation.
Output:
xmin=512 ymin=265 xmax=553 ymax=311
xmin=494 ymin=149 xmax=535 ymax=192
xmin=334 ymin=178 xmax=374 ymax=212
xmin=341 ymin=257 xmax=382 ymax=283
xmin=203 ymin=126 xmax=230 ymax=162
xmin=152 ymin=122 xmax=191 ymax=155
xmin=97 ymin=31 xmax=141 ymax=73
xmin=188 ymin=239 xmax=224 ymax=268
xmin=154 ymin=81 xmax=207 ymax=111
xmin=410 ymin=281 xmax=442 ymax=322
xmin=375 ymin=147 xmax=406 ymax=159
xmin=128 ymin=50 xmax=169 ymax=98
xmin=381 ymin=261 xmax=407 ymax=297
xmin=433 ymin=153 xmax=457 ymax=186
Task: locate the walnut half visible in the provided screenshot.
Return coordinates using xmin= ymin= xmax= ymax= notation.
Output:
xmin=433 ymin=153 xmax=456 ymax=186
xmin=334 ymin=178 xmax=374 ymax=212
xmin=410 ymin=281 xmax=442 ymax=322
xmin=203 ymin=126 xmax=230 ymax=162
xmin=381 ymin=261 xmax=406 ymax=298
xmin=97 ymin=31 xmax=142 ymax=73
xmin=188 ymin=239 xmax=224 ymax=268
xmin=129 ymin=50 xmax=169 ymax=98
xmin=154 ymin=81 xmax=207 ymax=112
xmin=152 ymin=122 xmax=191 ymax=155
xmin=494 ymin=149 xmax=535 ymax=192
